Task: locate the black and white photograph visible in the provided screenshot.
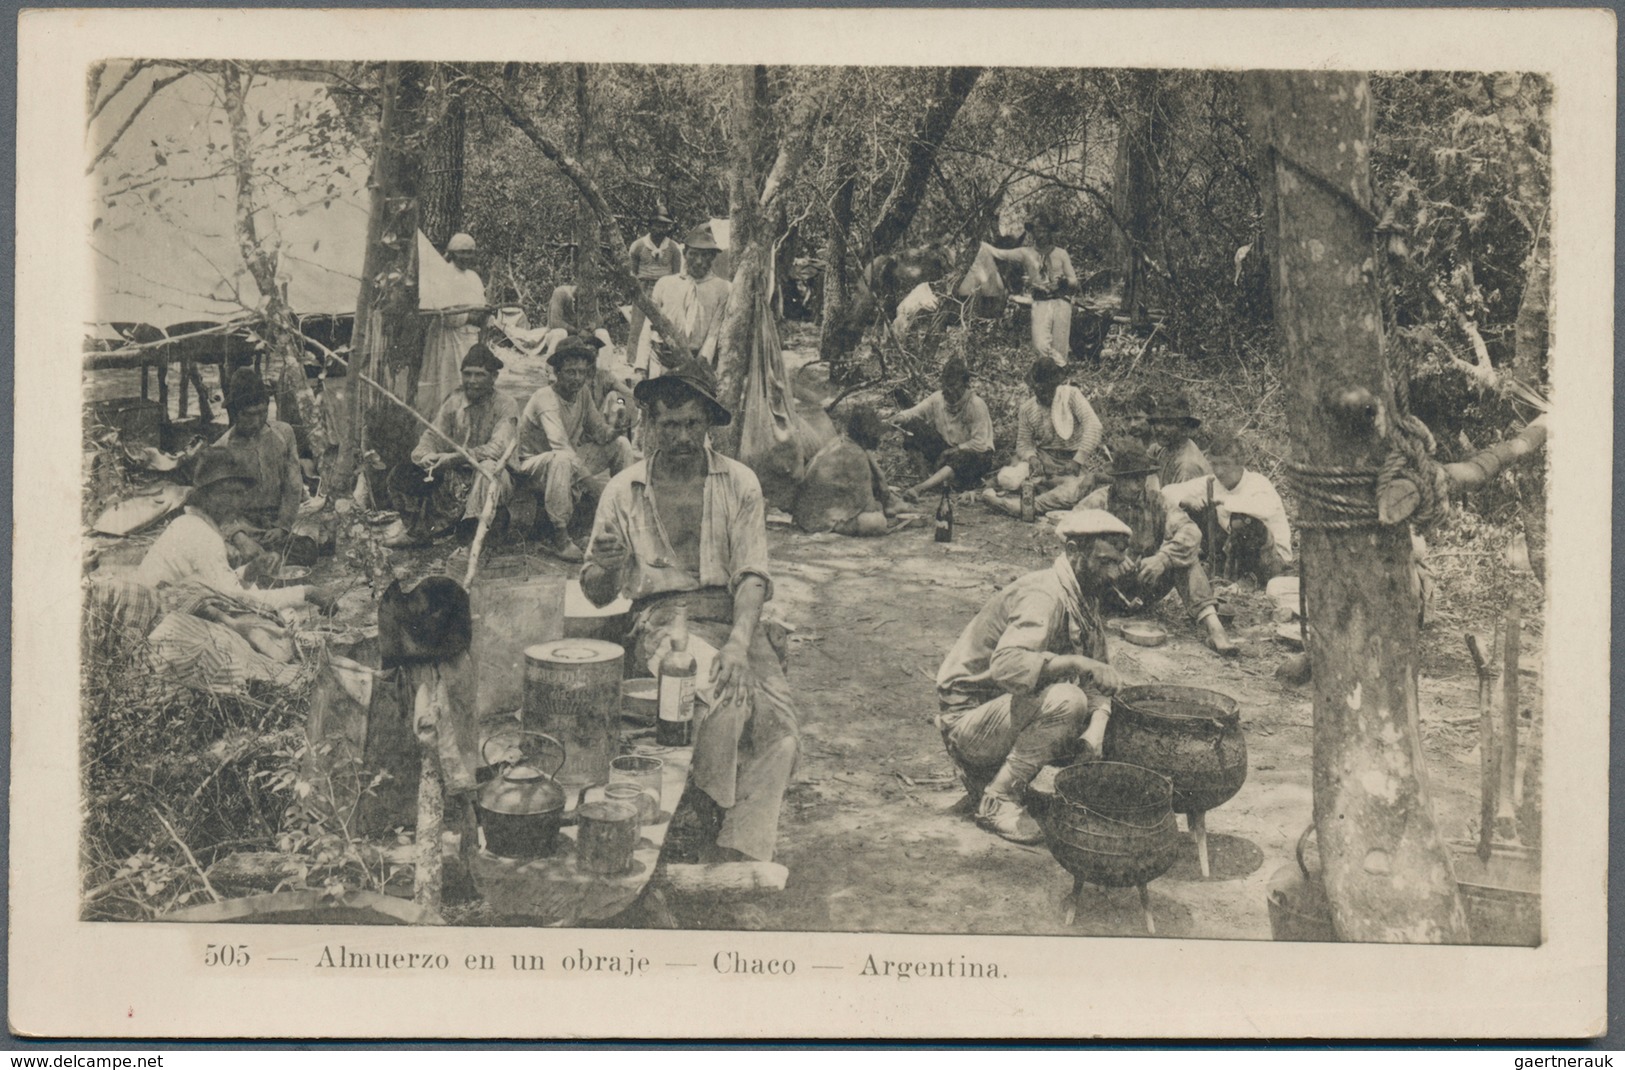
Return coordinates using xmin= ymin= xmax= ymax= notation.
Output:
xmin=13 ymin=7 xmax=1611 ymax=1039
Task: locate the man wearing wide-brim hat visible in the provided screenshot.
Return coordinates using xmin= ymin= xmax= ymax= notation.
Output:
xmin=580 ymin=361 xmax=800 ymax=864
xmin=512 ymin=336 xmax=639 ymax=561
xmin=1076 ymin=440 xmax=1237 ymax=656
xmin=135 ymin=448 xmax=338 ymax=614
xmin=213 ymin=367 xmax=321 ymax=573
xmin=625 ymin=210 xmax=682 ymax=372
xmin=386 ymin=342 xmax=518 ymax=547
xmin=1146 ymin=389 xmax=1213 ymax=488
xmin=935 ymin=508 xmax=1130 ymax=844
xmin=635 ymin=221 xmax=733 ymax=376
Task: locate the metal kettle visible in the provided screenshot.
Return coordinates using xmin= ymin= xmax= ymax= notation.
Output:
xmin=476 ymin=731 xmax=583 ymax=859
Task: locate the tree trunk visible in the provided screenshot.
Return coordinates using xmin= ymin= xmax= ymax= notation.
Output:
xmin=331 ymin=61 xmax=426 ymax=490
xmin=573 ymin=63 xmax=601 ymax=329
xmin=220 ymin=62 xmax=332 ymax=464
xmin=869 ymin=66 xmax=982 ymax=255
xmin=419 ymin=68 xmax=465 ymax=250
xmin=1116 ymin=70 xmax=1161 ymax=330
xmin=819 ymin=162 xmax=863 ymax=382
xmin=1244 ymin=70 xmax=1470 ymax=943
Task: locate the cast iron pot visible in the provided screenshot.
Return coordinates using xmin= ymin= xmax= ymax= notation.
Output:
xmin=1105 ymin=684 xmax=1246 ymax=815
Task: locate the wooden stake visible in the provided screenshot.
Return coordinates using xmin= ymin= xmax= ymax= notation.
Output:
xmin=414 ymin=747 xmax=444 ymax=915
xmin=1497 ymin=605 xmax=1522 ymax=841
xmin=1189 ymin=810 xmax=1210 ymax=879
xmin=464 ymin=438 xmax=519 ymax=587
xmin=1138 ymin=884 xmax=1155 ymax=935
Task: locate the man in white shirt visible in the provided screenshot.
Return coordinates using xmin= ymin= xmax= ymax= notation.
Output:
xmin=1162 ymin=432 xmax=1293 ymax=586
xmin=625 ymin=212 xmax=681 ymax=365
xmin=136 ymin=449 xmax=338 ymax=613
xmin=636 ymin=223 xmax=732 ymax=375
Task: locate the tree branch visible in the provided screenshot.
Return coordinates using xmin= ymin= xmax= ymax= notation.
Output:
xmin=869 ymin=66 xmax=981 ymax=254
xmin=86 ymin=69 xmax=190 ymax=175
xmin=87 ymin=59 xmax=146 ymax=128
xmin=463 ymin=69 xmax=691 ymax=363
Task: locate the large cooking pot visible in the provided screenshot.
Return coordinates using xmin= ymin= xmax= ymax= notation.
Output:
xmin=1105 ymin=685 xmax=1246 ymax=815
xmin=1039 ymin=761 xmax=1182 ymax=889
xmin=475 ymin=731 xmax=586 ymax=859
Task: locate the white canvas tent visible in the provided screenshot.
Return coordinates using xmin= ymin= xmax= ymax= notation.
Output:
xmin=88 ymin=62 xmax=466 ymax=332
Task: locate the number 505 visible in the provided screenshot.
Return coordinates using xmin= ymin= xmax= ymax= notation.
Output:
xmin=204 ymin=944 xmax=250 ymax=966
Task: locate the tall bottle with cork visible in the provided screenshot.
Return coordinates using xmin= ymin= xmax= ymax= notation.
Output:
xmin=656 ymin=606 xmax=697 ymax=747
xmin=935 ymin=487 xmax=954 ymax=543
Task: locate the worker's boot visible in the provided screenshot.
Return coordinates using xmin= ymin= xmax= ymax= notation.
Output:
xmin=549 ymin=530 xmax=585 ymax=563
xmin=975 ymin=766 xmax=1044 ymax=845
xmin=1200 ymin=607 xmax=1239 ymax=657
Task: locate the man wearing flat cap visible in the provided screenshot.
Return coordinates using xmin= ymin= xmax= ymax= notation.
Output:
xmin=936 ymin=508 xmax=1129 ymax=844
xmin=512 ymin=336 xmax=638 ymax=562
xmin=636 ymin=222 xmax=733 ymax=376
xmin=581 ymin=361 xmax=799 ymax=864
xmin=386 ymin=342 xmax=518 ymax=547
xmin=1077 ymin=440 xmax=1237 ymax=656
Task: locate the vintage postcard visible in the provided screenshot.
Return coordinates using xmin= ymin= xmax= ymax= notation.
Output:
xmin=12 ymin=7 xmax=1612 ymax=1039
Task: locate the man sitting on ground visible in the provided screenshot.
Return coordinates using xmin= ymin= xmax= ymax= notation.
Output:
xmin=890 ymin=355 xmax=995 ymax=502
xmin=1146 ymin=390 xmax=1212 ymax=488
xmin=983 ymin=357 xmax=1105 ymax=518
xmin=793 ymin=405 xmax=899 ymax=536
xmin=385 ymin=343 xmax=518 ymax=548
xmin=513 ymin=336 xmax=638 ymax=562
xmin=581 ymin=360 xmax=799 ymax=863
xmin=211 ymin=368 xmax=317 ymax=574
xmin=1076 ymin=442 xmax=1238 ymax=656
xmin=1162 ymin=432 xmax=1293 ymax=586
xmin=935 ymin=509 xmax=1130 ymax=844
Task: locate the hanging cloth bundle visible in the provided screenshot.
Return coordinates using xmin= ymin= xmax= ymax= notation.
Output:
xmin=737 ymin=291 xmax=834 ymax=510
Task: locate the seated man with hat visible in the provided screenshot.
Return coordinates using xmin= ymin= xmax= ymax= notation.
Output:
xmin=889 ymin=355 xmax=995 ymax=501
xmin=1146 ymin=389 xmax=1213 ymax=488
xmin=212 ymin=368 xmax=318 ymax=574
xmin=1076 ymin=441 xmax=1238 ymax=656
xmin=136 ymin=448 xmax=338 ymax=614
xmin=580 ymin=360 xmax=799 ymax=864
xmin=512 ymin=336 xmax=638 ymax=562
xmin=1162 ymin=431 xmax=1293 ymax=587
xmin=386 ymin=342 xmax=518 ymax=548
xmin=935 ymin=508 xmax=1129 ymax=844
xmin=636 ymin=222 xmax=733 ymax=376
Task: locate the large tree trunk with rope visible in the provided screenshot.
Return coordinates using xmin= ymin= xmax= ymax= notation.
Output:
xmin=1245 ymin=70 xmax=1470 ymax=943
xmin=220 ymin=62 xmax=333 ymax=465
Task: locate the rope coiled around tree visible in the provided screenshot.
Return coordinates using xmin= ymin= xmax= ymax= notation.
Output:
xmin=1287 ymin=414 xmax=1445 ymax=532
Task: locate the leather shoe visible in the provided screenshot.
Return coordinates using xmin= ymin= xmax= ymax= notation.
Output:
xmin=975 ymin=794 xmax=1044 ymax=845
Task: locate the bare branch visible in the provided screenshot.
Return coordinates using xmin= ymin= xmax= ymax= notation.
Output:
xmin=86 ymin=60 xmax=147 ymax=128
xmin=85 ymin=69 xmax=189 ymax=175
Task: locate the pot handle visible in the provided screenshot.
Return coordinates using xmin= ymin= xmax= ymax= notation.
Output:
xmin=481 ymin=730 xmax=567 ymax=780
xmin=1296 ymin=821 xmax=1317 ymax=882
xmin=559 ymin=782 xmax=599 ymax=827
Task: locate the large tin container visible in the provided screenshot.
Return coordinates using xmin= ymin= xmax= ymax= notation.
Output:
xmin=522 ymin=639 xmax=624 ymax=787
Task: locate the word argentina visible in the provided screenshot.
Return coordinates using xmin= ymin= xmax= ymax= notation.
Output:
xmin=860 ymin=954 xmax=1001 ymax=980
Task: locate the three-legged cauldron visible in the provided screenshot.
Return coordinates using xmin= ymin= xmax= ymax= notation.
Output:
xmin=1038 ymin=761 xmax=1182 ymax=934
xmin=1105 ymin=685 xmax=1246 ymax=879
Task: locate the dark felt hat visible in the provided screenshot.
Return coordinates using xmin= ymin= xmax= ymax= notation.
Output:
xmin=547 ymin=335 xmax=601 ymax=371
xmin=940 ymin=355 xmax=972 ymax=386
xmin=190 ymin=447 xmax=257 ymax=494
xmin=461 ymin=342 xmax=504 ymax=373
xmin=1151 ymin=392 xmax=1200 ymax=428
xmin=633 ymin=358 xmax=732 ymax=426
xmin=1110 ymin=441 xmax=1158 ymax=478
xmin=226 ymin=368 xmax=272 ymax=412
xmin=378 ymin=576 xmax=472 ymax=667
xmin=683 ymin=223 xmax=721 ymax=251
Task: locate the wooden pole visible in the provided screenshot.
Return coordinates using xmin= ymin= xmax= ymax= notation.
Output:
xmin=1244 ymin=70 xmax=1470 ymax=943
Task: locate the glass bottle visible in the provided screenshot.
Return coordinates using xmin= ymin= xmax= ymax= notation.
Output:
xmin=656 ymin=606 xmax=697 ymax=747
xmin=935 ymin=488 xmax=954 ymax=543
